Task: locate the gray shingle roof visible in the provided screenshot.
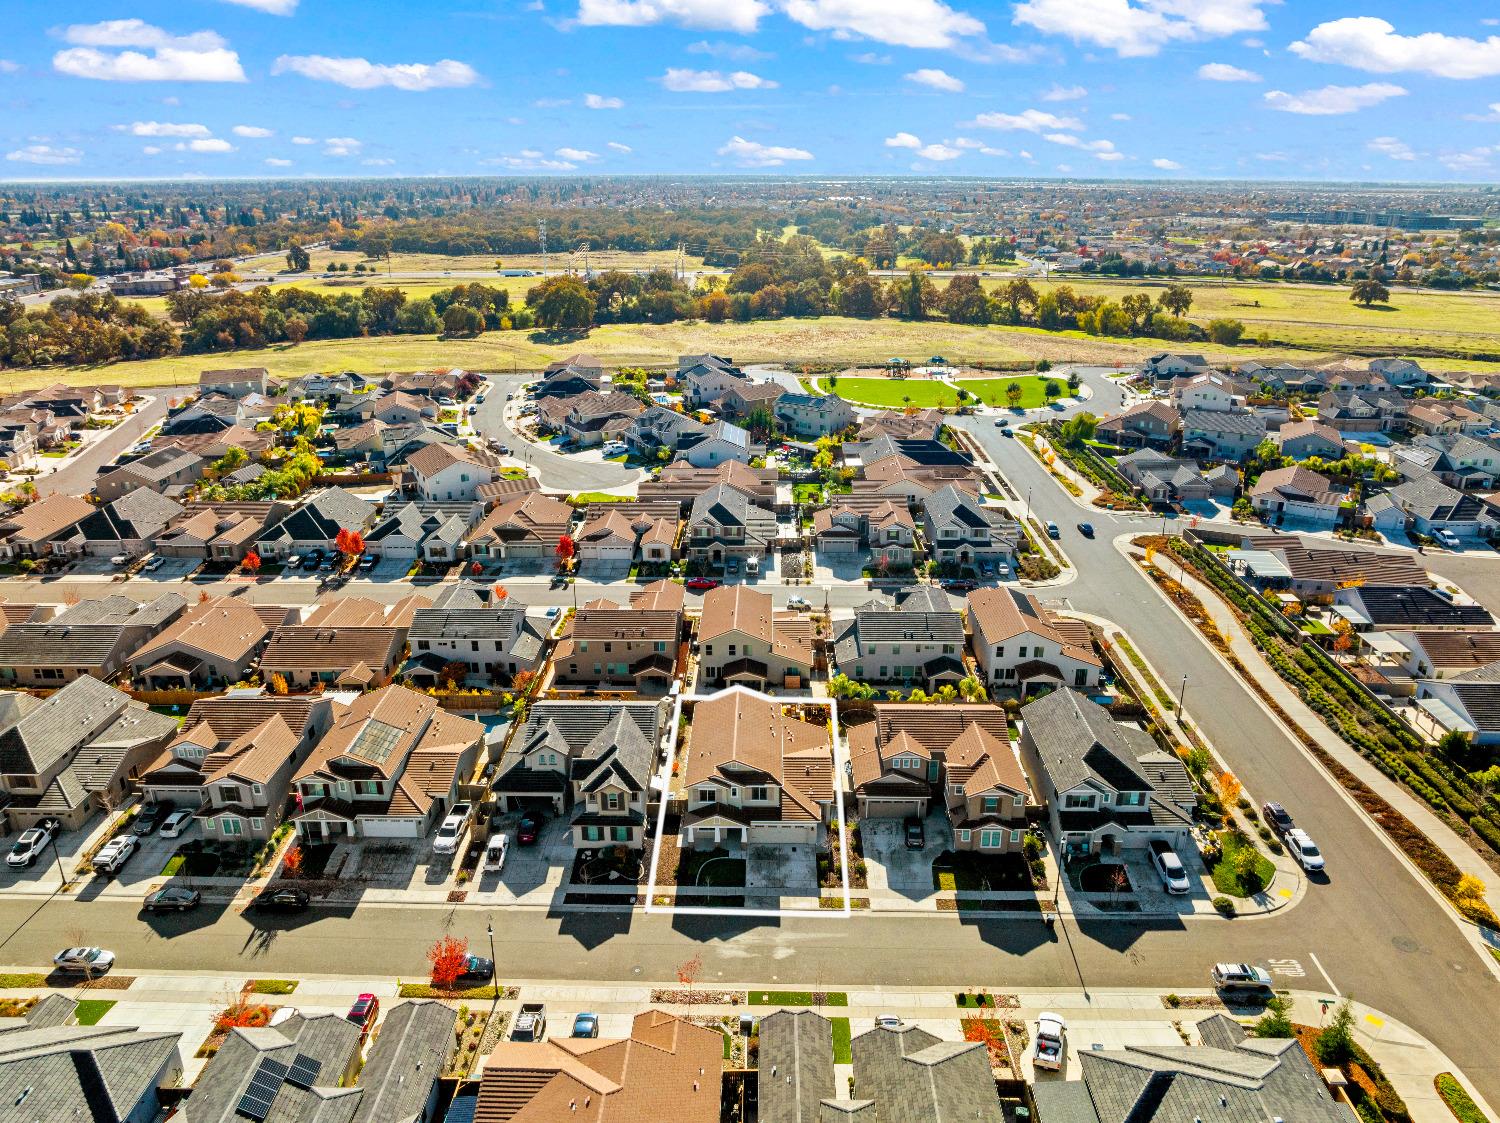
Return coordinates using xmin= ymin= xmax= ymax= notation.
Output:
xmin=1020 ymin=687 xmax=1158 ymax=795
xmin=759 ymin=1010 xmax=835 ymax=1123
xmin=183 ymin=1013 xmax=363 ymax=1123
xmin=923 ymin=485 xmax=1005 ymax=531
xmin=0 ymin=1023 xmax=182 ymax=1123
xmin=0 ymin=675 xmax=132 ymax=774
xmin=0 ymin=592 xmax=186 ymax=668
xmin=850 ymin=1025 xmax=1003 ymax=1123
xmin=76 ymin=489 xmax=184 ymax=543
xmin=352 ymin=1000 xmax=454 ymax=1123
xmin=260 ymin=488 xmax=373 ymax=544
xmin=1180 ymin=408 xmax=1267 ymax=437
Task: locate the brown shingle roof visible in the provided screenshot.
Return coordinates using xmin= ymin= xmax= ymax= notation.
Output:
xmin=128 ymin=595 xmax=272 ymax=666
xmin=202 ymin=713 xmax=299 ymax=786
xmin=967 ymin=587 xmax=1099 ymax=668
xmin=631 ymin=579 xmax=684 ymax=612
xmin=0 ymin=494 xmax=94 ymax=542
xmin=406 ymin=441 xmax=486 ymax=479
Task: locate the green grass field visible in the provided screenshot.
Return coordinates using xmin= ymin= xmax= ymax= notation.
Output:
xmin=814 ymin=373 xmax=1069 ymax=409
xmin=236 ymin=248 xmax=703 ymax=276
xmin=959 ymin=376 xmax=1075 ymax=408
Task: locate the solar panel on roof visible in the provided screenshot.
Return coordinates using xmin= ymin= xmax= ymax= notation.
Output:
xmin=237 ymin=1056 xmax=290 ymax=1119
xmin=286 ymin=1053 xmax=322 ymax=1088
xmin=349 ymin=718 xmax=403 ymax=764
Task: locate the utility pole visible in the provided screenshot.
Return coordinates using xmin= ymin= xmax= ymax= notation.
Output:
xmin=581 ymin=240 xmax=592 ymax=281
xmin=538 ymin=219 xmax=548 ymax=277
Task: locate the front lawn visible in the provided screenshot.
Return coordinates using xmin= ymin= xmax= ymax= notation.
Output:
xmin=1210 ymin=831 xmax=1276 ymax=897
xmin=747 ymin=990 xmax=849 ymax=1006
xmin=73 ymin=999 xmax=116 ymax=1025
xmin=831 ymin=1017 xmax=853 ymax=1064
xmin=931 ymin=851 xmax=1035 ymax=891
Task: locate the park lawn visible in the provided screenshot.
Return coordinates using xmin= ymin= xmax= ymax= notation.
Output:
xmin=958 ymin=375 xmax=1075 ymax=408
xmin=815 ymin=377 xmax=961 ymax=408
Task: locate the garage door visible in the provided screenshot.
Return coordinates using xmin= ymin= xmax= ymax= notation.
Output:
xmin=820 ymin=539 xmax=858 ymax=553
xmin=380 ymin=543 xmax=418 ymax=560
xmin=862 ymin=798 xmax=924 ymax=819
xmin=360 ymin=817 xmax=422 ymax=838
xmin=749 ymin=822 xmax=817 ymax=846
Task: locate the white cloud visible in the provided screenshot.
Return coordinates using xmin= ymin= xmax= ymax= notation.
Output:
xmin=323 ymin=136 xmax=362 ymax=156
xmin=53 ymin=19 xmax=246 ymax=82
xmin=1095 ymin=150 xmax=1125 ymax=160
xmin=781 ymin=0 xmax=987 ymax=49
xmin=362 ymin=157 xmax=396 ymax=165
xmin=952 ymin=137 xmax=983 ymax=148
xmin=1464 ymin=102 xmax=1500 ymax=122
xmin=0 ymin=60 xmax=21 ymax=74
xmin=272 ymin=55 xmax=481 ymax=90
xmin=141 ymin=145 xmax=162 ymax=155
xmin=916 ymin=142 xmax=963 ymax=160
xmin=576 ymin=0 xmax=768 ymax=33
xmin=265 ymin=157 xmax=293 ymax=166
xmin=1367 ymin=135 xmax=1416 ymax=160
xmin=850 ymin=51 xmax=891 ymax=63
xmin=291 ymin=135 xmax=315 ymax=144
xmin=583 ymin=92 xmax=624 ymax=108
xmin=1042 ymin=83 xmax=1087 ymax=100
xmin=1439 ymin=147 xmax=1493 ymax=171
xmin=175 ymin=138 xmax=235 ymax=152
xmin=661 ymin=67 xmax=777 ymax=91
xmin=232 ymin=125 xmax=274 ymax=138
xmin=1263 ymin=82 xmax=1406 ymax=115
xmin=905 ymin=68 xmax=964 ymax=92
xmin=1045 ymin=132 xmax=1117 ymax=153
xmin=1290 ymin=17 xmax=1500 ymax=80
xmin=717 ymin=134 xmax=813 ymax=166
xmin=1152 ymin=157 xmax=1182 ymax=168
xmin=1013 ymin=0 xmax=1267 ymax=58
xmin=1110 ymin=111 xmax=1132 ymax=120
xmin=687 ymin=39 xmax=772 ymax=61
xmin=220 ymin=0 xmax=298 ymax=12
xmin=607 ymin=141 xmax=633 ymax=152
xmin=118 ymin=121 xmax=211 ymax=137
xmin=483 ymin=153 xmax=579 ymax=170
xmin=6 ymin=144 xmax=83 ymax=164
xmin=555 ymin=147 xmax=599 ymax=161
xmin=1197 ymin=61 xmax=1260 ymax=81
xmin=884 ymin=131 xmax=922 ymax=148
xmin=969 ymin=108 xmax=1082 ymax=132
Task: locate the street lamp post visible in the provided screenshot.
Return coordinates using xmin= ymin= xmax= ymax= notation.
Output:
xmin=487 ymin=920 xmax=498 ymax=1006
xmin=1025 ymin=486 xmax=1033 ymax=525
xmin=1177 ymin=674 xmax=1189 ymax=725
xmin=51 ymin=836 xmax=70 ymax=893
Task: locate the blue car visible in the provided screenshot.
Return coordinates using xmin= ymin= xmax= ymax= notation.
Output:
xmin=572 ymin=1013 xmax=599 ymax=1038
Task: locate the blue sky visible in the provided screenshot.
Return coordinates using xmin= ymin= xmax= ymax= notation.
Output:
xmin=2 ymin=0 xmax=1499 ymax=180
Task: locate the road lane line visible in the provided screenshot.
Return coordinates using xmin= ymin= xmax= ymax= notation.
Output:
xmin=1309 ymin=951 xmax=1340 ymax=996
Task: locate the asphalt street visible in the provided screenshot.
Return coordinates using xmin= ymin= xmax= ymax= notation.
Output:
xmin=35 ymin=389 xmax=171 ymax=497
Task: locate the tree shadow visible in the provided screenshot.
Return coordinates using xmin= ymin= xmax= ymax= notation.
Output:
xmin=527 ymin=328 xmax=594 ymax=345
xmin=1354 ymin=303 xmax=1398 ymax=313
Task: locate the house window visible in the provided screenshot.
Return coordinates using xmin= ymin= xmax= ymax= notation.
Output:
xmin=611 ymin=827 xmax=630 ymax=842
xmin=957 ymin=829 xmax=971 ymax=843
xmin=697 ymin=787 xmax=716 ymax=803
xmin=749 ymin=786 xmax=768 ymax=801
xmin=1017 ymin=645 xmax=1027 ymax=658
xmin=1117 ymin=791 xmax=1146 ymax=807
xmin=982 ymin=796 xmax=999 ymax=813
xmin=979 ymin=829 xmax=1002 ymax=848
xmin=1064 ymin=792 xmax=1094 ymax=809
xmin=251 ymin=784 xmax=263 ymax=796
xmin=222 ymin=818 xmax=244 ymax=837
xmin=1010 ymin=830 xmax=1022 ymax=844
xmin=1013 ymin=794 xmax=1024 ymax=810
xmin=204 ymin=820 xmax=215 ymax=832
xmin=995 ymin=646 xmax=1004 ymax=658
xmin=252 ymin=818 xmax=265 ymax=831
xmin=605 ymin=792 xmax=621 ymax=810
xmin=582 ymin=826 xmax=602 ymax=842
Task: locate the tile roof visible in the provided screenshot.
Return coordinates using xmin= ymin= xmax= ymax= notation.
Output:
xmin=1248 ymin=466 xmax=1345 ymax=506
xmin=0 ymin=592 xmax=187 ymax=668
xmin=202 ymin=713 xmax=300 ymax=786
xmin=684 ymin=689 xmax=833 ymax=820
xmin=471 ymin=493 xmax=574 ymax=548
xmin=129 ymin=594 xmax=274 ymax=666
xmin=0 ymin=493 xmax=94 ymax=543
xmin=968 ymin=587 xmax=1100 ymax=667
xmin=405 ymin=441 xmax=486 ymax=479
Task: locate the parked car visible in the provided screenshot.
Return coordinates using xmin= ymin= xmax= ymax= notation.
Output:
xmin=1260 ymin=801 xmax=1295 ymax=838
xmin=512 ymin=1003 xmax=547 ymax=1041
xmin=53 ymin=947 xmax=115 ymax=975
xmin=685 ymin=577 xmax=720 ymax=592
xmin=143 ymin=557 xmax=165 ymax=572
xmin=995 ymin=562 xmax=1012 ymax=580
xmin=874 ymin=1014 xmax=903 ymax=1029
xmin=1148 ymin=840 xmax=1191 ymax=895
xmin=1045 ymin=521 xmax=1060 ymax=539
xmin=468 ymin=405 xmax=478 ymax=415
xmin=517 ymin=812 xmax=543 ymax=846
xmin=142 ymin=887 xmax=201 ymax=913
xmin=484 ymin=832 xmax=509 ymax=872
xmin=459 ymin=955 xmax=495 ymax=983
xmin=109 ymin=554 xmax=127 ymax=567
xmin=1285 ymin=829 xmax=1325 ymax=872
xmin=7 ymin=818 xmax=61 ymax=869
xmin=1211 ymin=963 xmax=1273 ymax=994
xmin=1033 ymin=1013 xmax=1067 ymax=1071
xmin=301 ymin=552 xmax=322 ymax=572
xmin=786 ymin=594 xmax=811 ymax=611
xmin=903 ymin=817 xmax=925 ymax=850
xmin=572 ymin=1012 xmax=600 ymax=1038
xmin=159 ymin=808 xmax=195 ymax=838
xmin=476 ymin=394 xmax=487 ymax=404
xmin=432 ymin=802 xmax=474 ymax=856
xmin=1436 ymin=529 xmax=1462 ymax=550
xmin=253 ymin=885 xmax=310 ymax=912
xmin=347 ymin=993 xmax=380 ymax=1041
xmin=133 ymin=803 xmax=169 ymax=836
xmin=942 ymin=579 xmax=976 ymax=593
xmin=92 ymin=836 xmax=138 ymax=875
xmin=1076 ymin=522 xmax=1095 ymax=538
xmin=979 ymin=560 xmax=995 ymax=577
xmin=437 ymin=396 xmax=457 ymax=407
xmin=358 ymin=553 xmax=376 ymax=572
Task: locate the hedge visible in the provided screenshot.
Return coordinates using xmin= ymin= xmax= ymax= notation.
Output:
xmin=1435 ymin=1073 xmax=1490 ymax=1123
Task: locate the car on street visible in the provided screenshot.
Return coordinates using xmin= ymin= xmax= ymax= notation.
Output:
xmin=159 ymin=808 xmax=194 ymax=838
xmin=459 ymin=955 xmax=495 ymax=982
xmin=432 ymin=802 xmax=474 ymax=855
xmin=1260 ymin=801 xmax=1295 ymax=838
xmin=1001 ymin=427 xmax=1015 ymax=437
xmin=994 ymin=417 xmax=1009 ymax=427
xmin=484 ymin=832 xmax=509 ymax=872
xmin=142 ymin=887 xmax=201 ymax=913
xmin=517 ymin=811 xmax=543 ymax=845
xmin=1211 ymin=963 xmax=1273 ymax=994
xmin=1285 ymin=828 xmax=1325 ymax=872
xmin=476 ymin=394 xmax=486 ymax=404
xmin=1045 ymin=521 xmax=1060 ymax=539
xmin=1033 ymin=1013 xmax=1067 ymax=1071
xmin=53 ymin=947 xmax=115 ymax=975
xmin=133 ymin=802 xmax=169 ymax=836
xmin=942 ymin=579 xmax=976 ymax=593
xmin=7 ymin=818 xmax=61 ymax=869
xmin=253 ymin=885 xmax=310 ymax=912
xmin=92 ymin=836 xmax=138 ymax=875
xmin=572 ymin=1012 xmax=600 ymax=1038
xmin=347 ymin=994 xmax=380 ymax=1041
xmin=874 ymin=1014 xmax=903 ymax=1029
xmin=1148 ymin=840 xmax=1191 ymax=895
xmin=544 ymin=606 xmax=561 ymax=618
xmin=468 ymin=404 xmax=478 ymax=414
xmin=786 ymin=595 xmax=810 ymax=611
xmin=498 ymin=444 xmax=511 ymax=455
xmin=1436 ymin=529 xmax=1462 ymax=550
xmin=903 ymin=816 xmax=925 ymax=849
xmin=1076 ymin=522 xmax=1095 ymax=538
xmin=685 ymin=577 xmax=720 ymax=592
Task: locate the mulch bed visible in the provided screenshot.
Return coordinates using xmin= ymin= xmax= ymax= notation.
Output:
xmin=46 ymin=973 xmax=135 ymax=991
xmin=1162 ymin=995 xmax=1223 ymax=1010
xmin=447 ymin=890 xmax=468 ymax=903
xmin=650 ymin=989 xmax=747 ymax=1004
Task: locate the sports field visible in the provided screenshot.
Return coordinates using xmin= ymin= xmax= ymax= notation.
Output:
xmin=812 ymin=374 xmax=1069 ymax=409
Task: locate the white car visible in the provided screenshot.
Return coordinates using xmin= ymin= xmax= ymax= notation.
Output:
xmin=432 ymin=802 xmax=474 ymax=856
xmin=874 ymin=1014 xmax=903 ymax=1029
xmin=7 ymin=818 xmax=61 ymax=869
xmin=159 ymin=808 xmax=195 ymax=838
xmin=1211 ymin=963 xmax=1273 ymax=993
xmin=1033 ymin=1013 xmax=1066 ymax=1071
xmin=1149 ymin=840 xmax=1191 ymax=895
xmin=484 ymin=832 xmax=509 ymax=872
xmin=601 ymin=442 xmax=627 ymax=456
xmin=1285 ymin=829 xmax=1325 ymax=872
xmin=785 ymin=595 xmax=811 ymax=611
xmin=1436 ymin=529 xmax=1462 ymax=550
xmin=91 ymin=836 xmax=138 ymax=875
xmin=53 ymin=947 xmax=115 ymax=975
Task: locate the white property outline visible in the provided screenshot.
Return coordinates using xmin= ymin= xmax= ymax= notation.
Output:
xmin=645 ymin=688 xmax=850 ymax=919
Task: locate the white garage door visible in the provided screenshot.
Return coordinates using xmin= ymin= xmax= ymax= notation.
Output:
xmin=585 ymin=545 xmax=633 ymax=562
xmin=360 ymin=817 xmax=422 ymax=838
xmin=749 ymin=822 xmax=817 ymax=846
xmin=862 ymin=798 xmax=924 ymax=819
xmin=380 ymin=543 xmax=419 ymax=560
xmin=819 ymin=540 xmax=859 ymax=554
xmin=147 ymin=788 xmax=204 ymax=807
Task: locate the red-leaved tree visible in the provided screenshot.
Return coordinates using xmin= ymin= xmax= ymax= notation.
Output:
xmin=335 ymin=528 xmax=365 ymax=559
xmin=428 ymin=935 xmax=469 ymax=990
xmin=555 ymin=534 xmax=576 ymax=570
xmin=242 ymin=550 xmax=261 ymax=576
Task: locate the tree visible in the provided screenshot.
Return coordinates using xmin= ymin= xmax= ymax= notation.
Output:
xmin=555 ymin=533 xmax=576 ymax=570
xmin=528 ymin=275 xmax=594 ymax=332
xmin=1454 ymin=874 xmax=1488 ymax=912
xmin=676 ymin=952 xmax=703 ymax=1009
xmin=1315 ymin=999 xmax=1356 ymax=1065
xmin=900 ymin=270 xmax=934 ymax=321
xmin=1207 ymin=318 xmax=1245 ymax=345
xmin=1232 ymin=842 xmax=1264 ymax=893
xmin=1005 ymin=381 xmax=1023 ymax=409
xmin=1057 ymin=413 xmax=1097 ymax=447
xmin=441 ymin=661 xmax=468 ymax=688
xmin=1217 ymin=771 xmax=1242 ymax=811
xmin=1001 ymin=279 xmax=1036 ymax=323
xmin=492 ymin=583 xmax=509 ymax=601
xmin=442 ymin=303 xmax=485 ymax=336
xmin=281 ymin=845 xmax=303 ymax=878
xmin=511 ymin=668 xmax=536 ymax=694
xmin=334 ymin=527 xmax=365 ymax=560
xmin=1158 ymin=284 xmax=1193 ymax=318
xmin=428 ymin=934 xmax=470 ymax=991
xmin=1350 ymin=279 xmax=1389 ymax=307
xmin=1043 ymin=380 xmax=1061 ymax=405
xmin=1251 ymin=995 xmax=1294 ymax=1038
xmin=940 ymin=273 xmax=990 ymax=325
xmin=268 ymin=672 xmax=289 ymax=695
xmin=241 ymin=550 xmax=261 ymax=576
xmin=285 ymin=242 xmax=310 ymax=272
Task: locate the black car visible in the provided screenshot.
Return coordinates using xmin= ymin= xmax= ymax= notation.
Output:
xmin=133 ymin=803 xmax=169 ymax=836
xmin=301 ymin=552 xmax=322 ymax=572
xmin=1260 ymin=801 xmax=1295 ymax=838
xmin=458 ymin=954 xmax=494 ymax=982
xmin=903 ymin=816 xmax=925 ymax=850
xmin=142 ymin=887 xmax=201 ymax=913
xmin=253 ymin=886 xmax=310 ymax=912
xmin=1076 ymin=522 xmax=1095 ymax=538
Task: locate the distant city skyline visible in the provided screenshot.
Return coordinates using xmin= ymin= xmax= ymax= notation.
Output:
xmin=2 ymin=0 xmax=1499 ymax=181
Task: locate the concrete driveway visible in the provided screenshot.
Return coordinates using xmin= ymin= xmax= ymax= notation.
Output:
xmin=746 ymin=845 xmax=817 ymax=891
xmin=862 ymin=813 xmax=945 ymax=902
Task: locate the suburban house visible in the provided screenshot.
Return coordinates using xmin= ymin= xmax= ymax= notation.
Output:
xmin=154 ymin=501 xmax=286 ymax=563
xmin=853 ymin=438 xmax=983 ymax=504
xmin=1241 ymin=360 xmax=1327 ymax=395
xmin=575 ymin=509 xmax=640 ymax=567
xmin=921 ymin=485 xmax=1021 ymax=567
xmin=1031 ymin=1017 xmax=1359 ymax=1123
xmin=333 ymin=418 xmax=388 ymax=460
xmin=679 ymin=687 xmax=835 ymax=849
xmin=1096 ymin=400 xmax=1180 ymax=449
xmin=365 ymin=501 xmax=481 ymax=564
xmin=179 ymin=1011 xmax=363 ymax=1123
xmin=128 ymin=595 xmax=293 ymax=690
xmin=812 ymin=498 xmax=917 ymax=567
xmin=1378 ymin=629 xmax=1500 ymax=681
xmin=199 ymin=366 xmax=271 ymax=398
xmin=1332 ymin=584 xmax=1493 ymax=632
xmin=259 ymin=595 xmax=428 ymax=690
xmin=1144 ymin=353 xmax=1210 ymax=380
xmin=56 ymin=489 xmax=183 ymax=559
xmin=1248 ymin=465 xmax=1347 ymax=528
xmin=858 ymin=408 xmax=945 ymax=442
xmin=1272 ymin=419 xmax=1346 ymax=460
xmin=1402 ymin=433 xmax=1500 ymax=490
xmin=1366 ymin=475 xmax=1499 ymax=542
xmin=290 ymin=684 xmax=484 ymax=841
xmin=0 ymin=592 xmax=187 ymax=686
xmin=1317 ymin=388 xmax=1408 ymax=433
xmin=1417 ymin=667 xmax=1500 ymax=746
xmin=627 ymin=405 xmax=710 ymax=456
xmin=403 ymin=442 xmax=499 ymax=503
xmin=402 ymin=585 xmax=548 ymax=688
xmin=1171 ymin=372 xmax=1247 ymax=412
xmin=681 ymin=419 xmax=756 ymax=468
xmin=0 ymin=674 xmax=180 ymax=830
xmin=968 ymin=586 xmax=1102 ymax=693
xmin=1116 ymin=450 xmax=1211 ymax=504
xmin=535 ymin=353 xmax=604 ymax=397
xmin=1408 ymin=400 xmax=1489 ymax=436
xmin=468 ymin=491 xmax=575 ymax=562
xmin=1018 ymin=687 xmax=1195 ymax=858
xmin=349 ymin=1000 xmax=456 ymax=1123
xmin=715 ymin=379 xmax=785 ymax=421
xmin=372 ymin=391 xmax=439 ymax=426
xmin=562 ymin=390 xmax=645 ymax=448
xmin=552 ymin=582 xmax=683 ymax=691
xmin=495 ymin=700 xmax=664 ymax=849
xmin=640 ymin=460 xmax=778 ymax=510
xmin=195 ymin=713 xmax=311 ymax=840
xmin=774 ymin=392 xmax=856 ymax=438
xmin=686 ymin=483 xmax=778 ymax=568
xmin=833 ymin=587 xmax=967 ymax=690
xmin=95 ymin=445 xmax=204 ymax=502
xmin=682 ymin=354 xmax=747 ymax=406
xmin=0 ymin=493 xmax=95 ymax=559
xmin=1230 ymin=534 xmax=1427 ymax=599
xmin=385 ymin=370 xmax=464 ymax=400
xmin=475 ymin=1011 xmax=723 ymax=1123
xmin=697 ymin=584 xmax=815 ymax=691
xmin=1179 ymin=408 xmax=1267 ymax=461
xmin=254 ymin=487 xmax=375 ymax=560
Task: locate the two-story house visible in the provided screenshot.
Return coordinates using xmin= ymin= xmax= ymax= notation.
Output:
xmin=562 ymin=391 xmax=645 ymax=448
xmin=254 ymin=487 xmax=375 ymax=561
xmin=1179 ymin=408 xmax=1267 ymax=461
xmin=154 ymin=501 xmax=286 ymax=563
xmin=128 ymin=596 xmax=295 ymax=690
xmin=196 ymin=713 xmax=312 ymax=841
xmin=574 ymin=509 xmax=639 ymax=567
xmin=1271 ymin=419 xmax=1345 ymax=460
xmin=1317 ymin=388 xmax=1408 ymax=434
xmin=1116 ymin=449 xmax=1212 ymax=504
xmin=259 ymin=595 xmax=429 ymax=690
xmin=812 ymin=499 xmax=917 ymax=567
xmin=697 ymin=584 xmax=815 ymax=691
xmin=372 ymin=391 xmax=439 ymax=427
xmin=625 ymin=406 xmax=709 ymax=457
xmin=365 ymin=501 xmax=484 ymax=564
xmin=686 ymin=483 xmax=778 ymax=568
xmin=774 ymin=393 xmax=856 ymax=439
xmin=967 ymin=587 xmax=1102 ymax=694
xmin=833 ymin=587 xmax=967 ymax=690
xmin=94 ymin=446 xmax=204 ymax=503
xmin=1169 ymin=372 xmax=1247 ymax=413
xmin=920 ymin=486 xmax=1021 ymax=568
xmin=1017 ymin=687 xmax=1194 ymax=858
xmin=552 ymin=581 xmax=683 ymax=692
xmin=681 ymin=354 xmax=746 ymax=407
xmin=199 ymin=367 xmax=271 ymax=399
xmin=1096 ymin=401 xmax=1179 ymax=450
xmin=403 ymin=443 xmax=499 ymax=503
xmin=495 ymin=700 xmax=665 ymax=850
xmin=291 ymin=685 xmax=484 ymax=841
xmin=0 ymin=592 xmax=187 ymax=687
xmin=1249 ymin=466 xmax=1347 ymax=529
xmin=679 ymin=688 xmax=835 ymax=850
xmin=401 ymin=584 xmax=548 ymax=688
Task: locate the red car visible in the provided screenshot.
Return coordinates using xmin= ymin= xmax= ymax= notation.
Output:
xmin=685 ymin=577 xmax=720 ymax=592
xmin=347 ymin=993 xmax=379 ymax=1040
xmin=517 ymin=812 xmax=543 ymax=845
